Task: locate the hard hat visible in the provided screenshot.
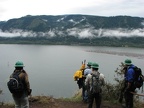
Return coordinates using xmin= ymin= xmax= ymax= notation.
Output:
xmin=91 ymin=63 xmax=99 ymax=68
xmin=15 ymin=61 xmax=24 ymax=67
xmin=87 ymin=62 xmax=92 ymax=66
xmin=124 ymin=59 xmax=132 ymax=65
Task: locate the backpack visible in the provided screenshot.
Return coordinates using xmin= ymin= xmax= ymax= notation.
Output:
xmin=90 ymin=73 xmax=101 ymax=93
xmin=133 ymin=66 xmax=144 ymax=89
xmin=7 ymin=71 xmax=24 ymax=94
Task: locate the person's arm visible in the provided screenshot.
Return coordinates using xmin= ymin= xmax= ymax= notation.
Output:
xmin=85 ymin=74 xmax=91 ymax=86
xmin=23 ymin=72 xmax=31 ymax=95
xmin=127 ymin=68 xmax=135 ymax=83
xmin=100 ymin=73 xmax=105 ymax=86
xmin=125 ymin=68 xmax=135 ymax=91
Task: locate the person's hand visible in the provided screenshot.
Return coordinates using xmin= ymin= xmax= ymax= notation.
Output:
xmin=124 ymin=87 xmax=130 ymax=93
xmin=74 ymin=78 xmax=78 ymax=81
xmin=28 ymin=89 xmax=32 ymax=95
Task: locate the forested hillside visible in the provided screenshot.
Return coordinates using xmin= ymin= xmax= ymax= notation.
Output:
xmin=0 ymin=15 xmax=144 ymax=47
xmin=0 ymin=15 xmax=144 ymax=32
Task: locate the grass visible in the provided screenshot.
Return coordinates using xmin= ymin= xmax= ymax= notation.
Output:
xmin=1 ymin=94 xmax=144 ymax=108
xmin=0 ymin=103 xmax=14 ymax=108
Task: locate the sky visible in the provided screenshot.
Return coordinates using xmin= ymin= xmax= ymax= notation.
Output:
xmin=0 ymin=0 xmax=144 ymax=21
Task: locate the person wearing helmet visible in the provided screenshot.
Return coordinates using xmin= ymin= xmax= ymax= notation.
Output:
xmin=85 ymin=62 xmax=105 ymax=108
xmin=122 ymin=59 xmax=136 ymax=108
xmin=73 ymin=60 xmax=86 ymax=102
xmin=9 ymin=61 xmax=31 ymax=108
xmin=84 ymin=62 xmax=92 ymax=76
xmin=73 ymin=60 xmax=86 ymax=89
xmin=83 ymin=62 xmax=92 ymax=103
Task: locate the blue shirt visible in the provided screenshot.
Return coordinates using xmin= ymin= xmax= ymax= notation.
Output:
xmin=84 ymin=67 xmax=92 ymax=76
xmin=125 ymin=64 xmax=135 ymax=82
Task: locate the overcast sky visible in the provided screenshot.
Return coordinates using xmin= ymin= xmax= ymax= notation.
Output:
xmin=0 ymin=0 xmax=144 ymax=21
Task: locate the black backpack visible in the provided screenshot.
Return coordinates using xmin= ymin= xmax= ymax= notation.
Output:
xmin=133 ymin=66 xmax=144 ymax=89
xmin=7 ymin=72 xmax=24 ymax=94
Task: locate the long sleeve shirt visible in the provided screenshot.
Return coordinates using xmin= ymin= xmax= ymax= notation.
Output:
xmin=10 ymin=69 xmax=31 ymax=95
xmin=84 ymin=67 xmax=92 ymax=76
xmin=124 ymin=64 xmax=135 ymax=83
xmin=85 ymin=70 xmax=105 ymax=88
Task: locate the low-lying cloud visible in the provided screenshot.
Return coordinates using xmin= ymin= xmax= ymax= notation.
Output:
xmin=0 ymin=28 xmax=144 ymax=38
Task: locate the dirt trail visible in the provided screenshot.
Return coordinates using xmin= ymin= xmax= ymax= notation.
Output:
xmin=29 ymin=98 xmax=123 ymax=108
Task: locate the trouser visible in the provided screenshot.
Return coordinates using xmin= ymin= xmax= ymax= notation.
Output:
xmin=82 ymin=85 xmax=88 ymax=102
xmin=77 ymin=78 xmax=83 ymax=89
xmin=124 ymin=82 xmax=136 ymax=108
xmin=12 ymin=93 xmax=29 ymax=108
xmin=77 ymin=78 xmax=88 ymax=102
xmin=84 ymin=90 xmax=88 ymax=102
xmin=124 ymin=91 xmax=134 ymax=108
xmin=88 ymin=92 xmax=102 ymax=108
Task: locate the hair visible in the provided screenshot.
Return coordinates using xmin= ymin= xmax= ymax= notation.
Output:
xmin=14 ymin=67 xmax=27 ymax=75
xmin=87 ymin=65 xmax=91 ymax=67
xmin=92 ymin=68 xmax=98 ymax=71
xmin=15 ymin=67 xmax=23 ymax=70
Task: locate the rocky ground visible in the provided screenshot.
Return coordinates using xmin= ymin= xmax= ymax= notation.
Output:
xmin=29 ymin=97 xmax=122 ymax=108
xmin=0 ymin=96 xmax=144 ymax=108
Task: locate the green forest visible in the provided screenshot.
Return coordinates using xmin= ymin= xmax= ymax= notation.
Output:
xmin=0 ymin=15 xmax=144 ymax=48
xmin=0 ymin=36 xmax=144 ymax=48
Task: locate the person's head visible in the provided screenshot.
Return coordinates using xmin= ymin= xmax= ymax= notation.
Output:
xmin=15 ymin=61 xmax=24 ymax=70
xmin=91 ymin=62 xmax=99 ymax=71
xmin=87 ymin=62 xmax=92 ymax=67
xmin=124 ymin=59 xmax=132 ymax=66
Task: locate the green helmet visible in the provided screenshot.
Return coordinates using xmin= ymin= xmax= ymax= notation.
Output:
xmin=87 ymin=62 xmax=92 ymax=66
xmin=15 ymin=61 xmax=24 ymax=67
xmin=91 ymin=63 xmax=99 ymax=68
xmin=124 ymin=59 xmax=132 ymax=65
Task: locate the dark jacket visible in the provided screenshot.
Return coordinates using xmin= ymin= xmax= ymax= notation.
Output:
xmin=10 ymin=69 xmax=31 ymax=97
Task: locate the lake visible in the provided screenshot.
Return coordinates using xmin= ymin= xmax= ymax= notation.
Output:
xmin=0 ymin=44 xmax=144 ymax=102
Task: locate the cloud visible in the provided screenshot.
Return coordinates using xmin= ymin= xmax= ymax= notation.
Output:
xmin=0 ymin=29 xmax=37 ymax=37
xmin=101 ymin=28 xmax=144 ymax=37
xmin=0 ymin=28 xmax=144 ymax=38
xmin=0 ymin=0 xmax=144 ymax=21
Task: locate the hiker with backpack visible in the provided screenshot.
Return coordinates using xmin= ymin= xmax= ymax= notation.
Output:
xmin=84 ymin=62 xmax=92 ymax=76
xmin=83 ymin=61 xmax=92 ymax=103
xmin=73 ymin=60 xmax=86 ymax=101
xmin=122 ymin=59 xmax=143 ymax=108
xmin=7 ymin=61 xmax=32 ymax=108
xmin=85 ymin=62 xmax=105 ymax=108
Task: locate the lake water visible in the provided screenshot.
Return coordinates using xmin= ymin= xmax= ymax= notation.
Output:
xmin=0 ymin=44 xmax=144 ymax=102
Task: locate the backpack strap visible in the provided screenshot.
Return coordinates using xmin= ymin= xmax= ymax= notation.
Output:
xmin=12 ymin=69 xmax=26 ymax=77
xmin=11 ymin=71 xmax=22 ymax=85
xmin=9 ymin=77 xmax=19 ymax=88
xmin=13 ymin=71 xmax=21 ymax=75
xmin=12 ymin=70 xmax=26 ymax=85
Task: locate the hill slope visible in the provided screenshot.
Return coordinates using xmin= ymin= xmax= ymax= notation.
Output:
xmin=0 ymin=15 xmax=144 ymax=32
xmin=0 ymin=15 xmax=144 ymax=47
